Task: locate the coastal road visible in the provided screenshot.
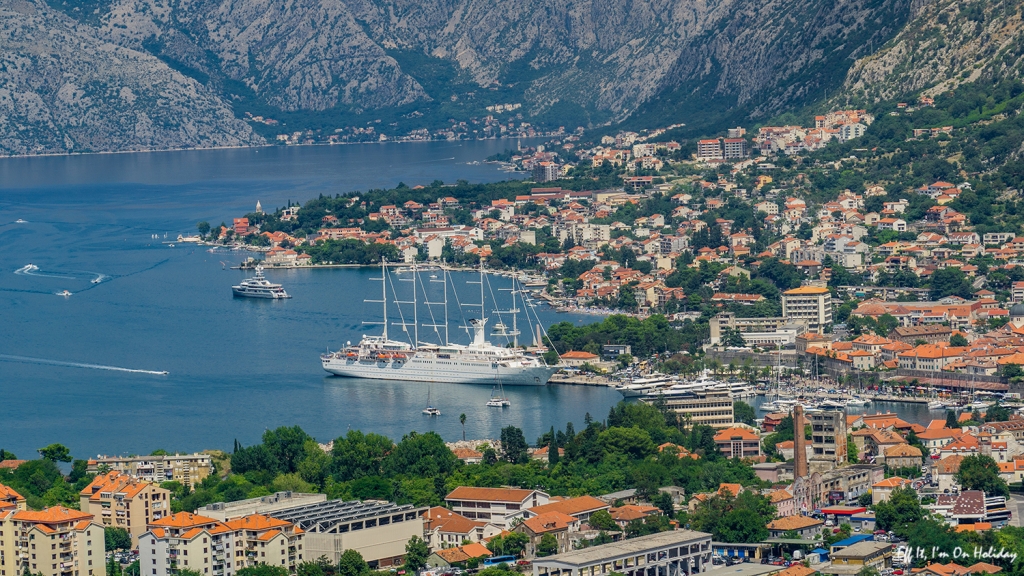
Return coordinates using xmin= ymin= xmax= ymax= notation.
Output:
xmin=1008 ymin=494 xmax=1024 ymax=527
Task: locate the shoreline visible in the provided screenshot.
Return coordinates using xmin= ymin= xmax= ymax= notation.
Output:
xmin=0 ymin=135 xmax=552 ymax=161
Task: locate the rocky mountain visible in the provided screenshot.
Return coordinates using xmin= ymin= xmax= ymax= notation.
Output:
xmin=52 ymin=0 xmax=914 ymax=134
xmin=0 ymin=0 xmax=262 ymax=155
xmin=2 ymin=0 xmax=927 ymax=154
xmin=841 ymin=0 xmax=1024 ymax=104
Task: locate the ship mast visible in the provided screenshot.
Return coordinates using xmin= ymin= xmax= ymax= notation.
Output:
xmin=362 ymin=258 xmax=389 ymax=340
xmin=424 ymin=264 xmax=450 ymax=346
xmin=395 ymin=262 xmax=420 ymax=347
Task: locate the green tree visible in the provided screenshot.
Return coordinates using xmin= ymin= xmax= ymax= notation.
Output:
xmin=537 ymin=533 xmax=559 ymax=557
xmin=733 ymin=401 xmax=756 ymax=425
xmin=337 ymin=550 xmax=368 ymax=576
xmin=547 ymin=426 xmax=560 ymax=467
xmin=104 ymin=527 xmax=132 ymax=551
xmin=950 ymin=334 xmax=969 ymax=347
xmin=197 ymin=221 xmax=211 ymax=238
xmin=262 ymin=426 xmax=312 ymax=474
xmin=599 ymin=427 xmax=656 ymax=459
xmin=124 ymin=561 xmax=140 ymax=576
xmin=874 ymin=486 xmax=924 ymax=536
xmin=177 ymin=570 xmax=205 ymax=576
xmin=488 ymin=531 xmax=529 ymax=557
xmin=460 ymin=413 xmax=467 ymax=441
xmin=403 ymin=536 xmax=429 ymax=572
xmin=856 ymin=567 xmax=881 ymax=576
xmin=38 ymin=443 xmax=72 ymax=463
xmin=500 ymin=426 xmax=530 ymax=464
xmin=945 ymin=410 xmax=960 ymax=429
xmin=588 ymin=510 xmax=620 ymax=531
xmin=107 ymin=556 xmax=123 ymax=576
xmin=237 ymin=566 xmax=288 ymax=576
xmin=382 ymin=431 xmax=458 ymax=478
xmin=984 ymin=402 xmax=1011 ymax=423
xmin=955 ymin=454 xmax=1009 ymax=497
xmin=651 ymin=491 xmax=675 ymax=519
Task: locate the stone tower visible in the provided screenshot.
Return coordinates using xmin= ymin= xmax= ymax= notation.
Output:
xmin=793 ymin=405 xmax=808 ymax=478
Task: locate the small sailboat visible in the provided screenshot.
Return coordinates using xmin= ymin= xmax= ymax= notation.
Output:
xmin=423 ymin=387 xmax=441 ymax=416
xmin=486 ymin=382 xmax=511 ymax=407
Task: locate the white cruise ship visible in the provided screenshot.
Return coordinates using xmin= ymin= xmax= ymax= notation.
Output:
xmin=321 ymin=263 xmax=558 ymax=385
xmin=232 ymin=266 xmax=291 ymax=299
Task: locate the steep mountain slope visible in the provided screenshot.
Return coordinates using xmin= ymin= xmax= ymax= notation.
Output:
xmin=52 ymin=0 xmax=914 ymax=135
xmin=842 ymin=0 xmax=1024 ymax=103
xmin=0 ymin=0 xmax=262 ymax=155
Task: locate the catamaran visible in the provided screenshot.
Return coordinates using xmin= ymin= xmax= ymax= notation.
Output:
xmin=321 ymin=261 xmax=559 ymax=385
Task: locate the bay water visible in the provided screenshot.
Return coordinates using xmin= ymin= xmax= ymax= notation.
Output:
xmin=0 ymin=141 xmax=622 ymax=460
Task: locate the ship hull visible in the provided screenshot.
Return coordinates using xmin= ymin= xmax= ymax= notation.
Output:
xmin=232 ymin=287 xmax=290 ymax=299
xmin=322 ymin=356 xmax=559 ymax=385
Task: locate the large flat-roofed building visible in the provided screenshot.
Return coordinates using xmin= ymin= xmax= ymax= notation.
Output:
xmin=0 ymin=506 xmax=106 ymax=576
xmin=79 ymin=471 xmax=172 ymax=546
xmin=87 ymin=454 xmax=213 ymax=489
xmin=823 ymin=541 xmax=893 ymax=575
xmin=267 ymin=500 xmax=426 ymax=568
xmin=709 ymin=313 xmax=808 ymax=346
xmin=640 ymin=389 xmax=734 ymax=428
xmin=532 ymin=529 xmax=713 ymax=576
xmin=197 ymin=492 xmax=327 ymax=521
xmin=781 ymin=286 xmax=832 ymax=333
xmin=445 ymin=487 xmax=549 ymax=528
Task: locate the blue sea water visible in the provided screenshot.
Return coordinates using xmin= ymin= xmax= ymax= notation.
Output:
xmin=0 ymin=142 xmax=622 ymax=460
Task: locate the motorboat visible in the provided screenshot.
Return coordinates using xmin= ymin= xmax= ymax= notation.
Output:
xmin=58 ymin=290 xmax=72 ymax=297
xmin=15 ymin=219 xmax=27 ymax=224
xmin=928 ymin=400 xmax=946 ymax=410
xmin=232 ymin=265 xmax=291 ymax=299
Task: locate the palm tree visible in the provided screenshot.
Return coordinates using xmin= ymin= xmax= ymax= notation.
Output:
xmin=460 ymin=413 xmax=467 ymax=441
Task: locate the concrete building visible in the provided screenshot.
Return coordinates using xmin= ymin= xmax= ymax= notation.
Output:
xmin=640 ymin=389 xmax=734 ymax=428
xmin=723 ymin=139 xmax=748 ymax=160
xmin=0 ymin=483 xmax=27 ymax=511
xmin=267 ymin=500 xmax=426 ymax=568
xmin=809 ymin=411 xmax=847 ymax=473
xmin=87 ymin=454 xmax=214 ymax=489
xmin=445 ymin=487 xmax=549 ymax=527
xmin=140 ymin=511 xmax=305 ymax=576
xmin=781 ymin=286 xmax=832 ymax=333
xmin=713 ymin=427 xmax=762 ymax=459
xmin=824 ymin=541 xmax=893 ymax=576
xmin=0 ymin=506 xmax=106 ymax=576
xmin=697 ymin=140 xmax=723 ymax=161
xmin=532 ymin=530 xmax=713 ymax=576
xmin=197 ymin=493 xmax=326 ymax=522
xmin=765 ymin=515 xmax=823 ymax=539
xmin=78 ymin=471 xmax=172 ymax=546
xmin=515 ymin=512 xmax=579 ymax=558
xmin=709 ymin=313 xmax=808 ymax=346
xmin=871 ymin=478 xmax=911 ymax=505
xmin=421 ymin=507 xmax=486 ymax=549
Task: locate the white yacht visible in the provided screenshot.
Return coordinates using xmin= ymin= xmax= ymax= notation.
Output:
xmin=232 ymin=266 xmax=291 ymax=299
xmin=615 ymin=375 xmax=675 ymax=397
xmin=322 ymin=263 xmax=558 ymax=385
xmin=927 ymin=400 xmax=946 ymax=410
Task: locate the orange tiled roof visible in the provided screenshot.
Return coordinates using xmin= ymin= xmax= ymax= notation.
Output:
xmin=528 ymin=496 xmax=608 ymax=517
xmin=767 ymin=515 xmax=823 ymax=530
xmin=13 ymin=507 xmax=93 ymax=525
xmin=0 ymin=484 xmax=25 ymax=503
xmin=520 ymin=511 xmax=576 ymax=534
xmin=713 ymin=427 xmax=760 ymax=441
xmin=873 ymin=477 xmax=909 ymax=488
xmin=149 ymin=511 xmax=220 ymax=529
xmin=223 ymin=514 xmax=292 ymax=531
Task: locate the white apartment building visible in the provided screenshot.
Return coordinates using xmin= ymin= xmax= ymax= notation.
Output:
xmin=78 ymin=472 xmax=172 ymax=545
xmin=140 ymin=512 xmax=304 ymax=576
xmin=781 ymin=286 xmax=833 ymax=333
xmin=696 ymin=139 xmax=723 ymax=160
xmin=0 ymin=505 xmax=106 ymax=576
xmin=87 ymin=454 xmax=213 ymax=489
xmin=444 ymin=487 xmax=550 ymax=528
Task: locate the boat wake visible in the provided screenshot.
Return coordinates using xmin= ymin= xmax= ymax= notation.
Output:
xmin=15 ymin=264 xmax=110 ymax=285
xmin=0 ymin=354 xmax=169 ymax=375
